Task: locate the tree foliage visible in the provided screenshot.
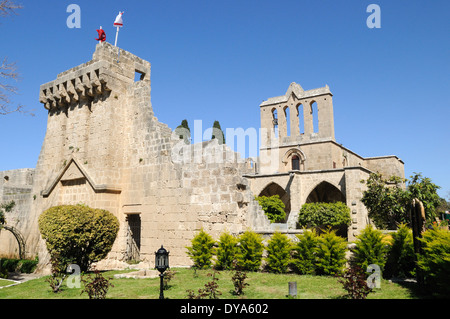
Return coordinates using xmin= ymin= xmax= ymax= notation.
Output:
xmin=298 ymin=202 xmax=351 ymax=235
xmin=255 ymin=195 xmax=286 ymax=223
xmin=385 ymin=224 xmax=416 ymax=279
xmin=360 ymin=172 xmax=441 ymax=229
xmin=291 ymin=230 xmax=319 ymax=275
xmin=360 ymin=173 xmax=408 ymax=229
xmin=416 ymin=227 xmax=450 ymax=295
xmin=351 ymin=225 xmax=389 ymax=274
xmin=186 ymin=228 xmax=216 ymax=269
xmin=38 ymin=205 xmax=119 ymax=272
xmin=0 ymin=200 xmax=15 ymax=225
xmin=215 ymin=231 xmax=238 ymax=270
xmin=175 ymin=119 xmax=191 ymax=144
xmin=265 ymin=232 xmax=292 ymax=273
xmin=407 ymin=173 xmax=441 ymax=223
xmin=0 ymin=0 xmax=29 ymax=115
xmin=211 ymin=120 xmax=225 ymax=144
xmin=315 ymin=229 xmax=347 ymax=276
xmin=236 ymin=230 xmax=264 ymax=271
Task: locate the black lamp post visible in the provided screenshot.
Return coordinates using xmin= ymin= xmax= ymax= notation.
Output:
xmin=155 ymin=245 xmax=169 ymax=299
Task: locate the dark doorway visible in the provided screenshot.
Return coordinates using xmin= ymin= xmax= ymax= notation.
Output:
xmin=126 ymin=214 xmax=141 ymax=261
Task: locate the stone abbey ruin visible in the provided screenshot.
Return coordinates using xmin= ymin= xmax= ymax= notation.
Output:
xmin=0 ymin=42 xmax=404 ymax=269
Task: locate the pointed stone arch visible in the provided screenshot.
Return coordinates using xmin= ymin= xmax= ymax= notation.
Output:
xmin=258 ymin=182 xmax=291 ymax=220
xmin=305 ymin=181 xmax=346 ymax=203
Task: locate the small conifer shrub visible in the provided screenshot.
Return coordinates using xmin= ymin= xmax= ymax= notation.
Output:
xmin=352 ymin=225 xmax=388 ymax=274
xmin=292 ymin=230 xmax=319 ymax=275
xmin=186 ymin=228 xmax=216 ymax=269
xmin=215 ymin=231 xmax=238 ymax=270
xmin=385 ymin=224 xmax=416 ymax=278
xmin=315 ymin=229 xmax=347 ymax=276
xmin=265 ymin=232 xmax=292 ymax=273
xmin=236 ymin=230 xmax=264 ymax=271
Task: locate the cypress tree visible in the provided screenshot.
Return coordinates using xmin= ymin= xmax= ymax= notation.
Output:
xmin=211 ymin=120 xmax=225 ymax=144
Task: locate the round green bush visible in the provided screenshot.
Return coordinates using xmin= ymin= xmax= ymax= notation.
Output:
xmin=298 ymin=202 xmax=351 ymax=236
xmin=38 ymin=205 xmax=119 ymax=272
xmin=255 ymin=195 xmax=286 ymax=223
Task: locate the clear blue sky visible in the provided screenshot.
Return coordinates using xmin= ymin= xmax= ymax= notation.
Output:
xmin=0 ymin=0 xmax=449 ymax=198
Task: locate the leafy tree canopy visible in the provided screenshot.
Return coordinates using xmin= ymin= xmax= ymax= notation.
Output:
xmin=255 ymin=195 xmax=286 ymax=223
xmin=360 ymin=172 xmax=441 ymax=229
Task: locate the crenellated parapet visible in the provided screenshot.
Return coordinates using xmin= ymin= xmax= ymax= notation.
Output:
xmin=39 ymin=60 xmax=114 ymax=110
xmin=39 ymin=42 xmax=151 ymax=111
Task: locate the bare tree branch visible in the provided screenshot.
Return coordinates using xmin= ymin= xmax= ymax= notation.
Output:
xmin=0 ymin=1 xmax=32 ymax=115
xmin=0 ymin=0 xmax=23 ymax=17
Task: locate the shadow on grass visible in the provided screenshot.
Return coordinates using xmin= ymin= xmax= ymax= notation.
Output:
xmin=394 ymin=280 xmax=448 ymax=299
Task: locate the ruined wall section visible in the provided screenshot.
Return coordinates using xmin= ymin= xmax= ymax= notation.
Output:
xmin=0 ymin=169 xmax=34 ymax=257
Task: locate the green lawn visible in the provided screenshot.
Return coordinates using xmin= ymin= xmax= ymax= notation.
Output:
xmin=0 ymin=278 xmax=17 ymax=288
xmin=0 ymin=268 xmax=417 ymax=299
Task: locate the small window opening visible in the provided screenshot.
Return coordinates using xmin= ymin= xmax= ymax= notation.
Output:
xmin=292 ymin=155 xmax=300 ymax=170
xmin=134 ymin=70 xmax=145 ymax=82
xmin=311 ymin=101 xmax=319 ymax=133
xmin=284 ymin=106 xmax=290 ymax=137
xmin=272 ymin=108 xmax=278 ymax=138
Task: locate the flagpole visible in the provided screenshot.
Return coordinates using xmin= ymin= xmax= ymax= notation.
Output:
xmin=114 ymin=26 xmax=119 ymax=47
xmin=99 ymin=26 xmax=103 ymax=44
xmin=115 ymin=27 xmax=121 ymax=63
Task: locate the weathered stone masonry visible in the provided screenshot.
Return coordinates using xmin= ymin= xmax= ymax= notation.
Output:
xmin=0 ymin=43 xmax=404 ymax=268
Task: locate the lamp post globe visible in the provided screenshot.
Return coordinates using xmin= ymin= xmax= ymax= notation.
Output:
xmin=155 ymin=245 xmax=169 ymax=299
xmin=155 ymin=245 xmax=169 ymax=273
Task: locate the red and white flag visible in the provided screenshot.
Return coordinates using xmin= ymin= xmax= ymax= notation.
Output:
xmin=114 ymin=11 xmax=124 ymax=27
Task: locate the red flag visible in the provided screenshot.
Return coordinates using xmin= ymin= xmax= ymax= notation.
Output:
xmin=95 ymin=29 xmax=106 ymax=42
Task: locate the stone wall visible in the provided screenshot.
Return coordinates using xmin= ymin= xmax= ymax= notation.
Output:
xmin=0 ymin=169 xmax=34 ymax=257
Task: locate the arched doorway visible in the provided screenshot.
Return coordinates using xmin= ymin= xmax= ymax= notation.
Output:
xmin=304 ymin=181 xmax=347 ymax=236
xmin=259 ymin=182 xmax=291 ymax=222
xmin=306 ymin=181 xmax=346 ymax=203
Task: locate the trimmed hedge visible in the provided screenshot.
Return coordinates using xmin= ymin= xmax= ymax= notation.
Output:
xmin=298 ymin=202 xmax=351 ymax=236
xmin=0 ymin=257 xmax=39 ymax=278
xmin=38 ymin=205 xmax=119 ymax=272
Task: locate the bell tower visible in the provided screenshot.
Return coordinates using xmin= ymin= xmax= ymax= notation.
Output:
xmin=258 ymin=82 xmax=335 ymax=174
